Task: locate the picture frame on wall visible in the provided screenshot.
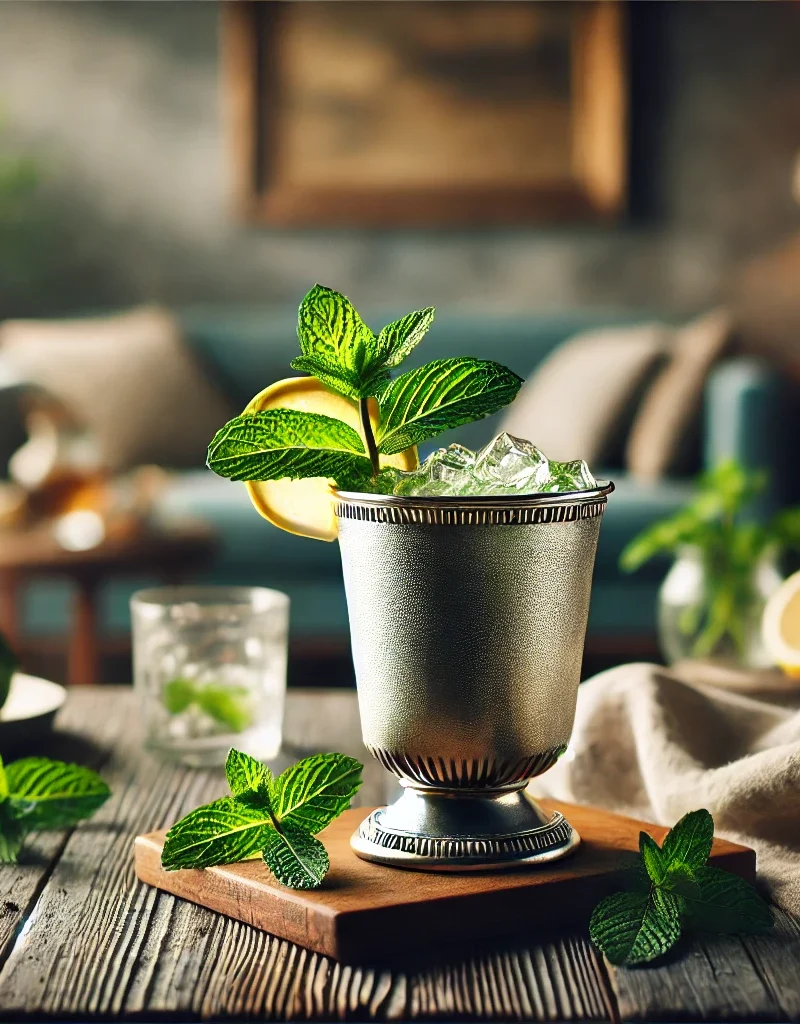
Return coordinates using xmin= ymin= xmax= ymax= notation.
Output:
xmin=223 ymin=1 xmax=627 ymax=227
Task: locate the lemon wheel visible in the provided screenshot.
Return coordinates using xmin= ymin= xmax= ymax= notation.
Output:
xmin=762 ymin=568 xmax=800 ymax=678
xmin=242 ymin=377 xmax=416 ymax=542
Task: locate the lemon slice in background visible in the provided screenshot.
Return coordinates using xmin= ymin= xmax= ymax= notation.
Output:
xmin=762 ymin=568 xmax=800 ymax=678
xmin=242 ymin=377 xmax=417 ymax=542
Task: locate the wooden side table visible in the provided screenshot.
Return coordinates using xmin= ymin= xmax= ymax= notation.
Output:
xmin=0 ymin=518 xmax=216 ymax=686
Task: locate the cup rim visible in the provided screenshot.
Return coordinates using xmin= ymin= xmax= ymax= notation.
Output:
xmin=335 ymin=480 xmax=614 ymax=508
xmin=130 ymin=585 xmax=289 ymax=614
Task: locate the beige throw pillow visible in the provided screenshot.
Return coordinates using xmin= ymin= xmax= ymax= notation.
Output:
xmin=625 ymin=309 xmax=731 ymax=481
xmin=500 ymin=324 xmax=669 ymax=465
xmin=0 ymin=306 xmax=235 ymax=471
xmin=730 ymin=234 xmax=800 ymax=377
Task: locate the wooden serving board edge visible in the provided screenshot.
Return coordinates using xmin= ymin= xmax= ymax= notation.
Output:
xmin=135 ymin=803 xmax=757 ymax=963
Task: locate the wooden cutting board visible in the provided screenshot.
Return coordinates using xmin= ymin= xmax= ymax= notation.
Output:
xmin=135 ymin=799 xmax=755 ymax=964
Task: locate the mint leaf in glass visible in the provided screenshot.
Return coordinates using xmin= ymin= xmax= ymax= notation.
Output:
xmin=196 ymin=684 xmax=253 ymax=733
xmin=272 ymin=752 xmax=362 ymax=834
xmin=161 ymin=795 xmax=276 ymax=870
xmin=680 ymin=865 xmax=774 ymax=934
xmin=262 ymin=821 xmax=330 ymax=890
xmin=590 ymin=888 xmax=682 ymax=966
xmin=376 ymin=358 xmax=523 ymax=456
xmin=207 ymin=409 xmax=371 ymax=484
xmin=225 ymin=748 xmax=273 ymax=798
xmin=163 ymin=679 xmax=252 ymax=734
xmin=162 ymin=677 xmax=197 ymax=715
xmin=5 ymin=757 xmax=110 ymax=831
xmin=661 ymin=809 xmax=714 ymax=874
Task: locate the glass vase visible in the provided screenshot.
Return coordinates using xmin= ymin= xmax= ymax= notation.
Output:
xmin=657 ymin=546 xmax=782 ymax=669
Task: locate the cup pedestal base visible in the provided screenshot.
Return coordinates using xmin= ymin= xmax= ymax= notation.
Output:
xmin=350 ymin=785 xmax=580 ymax=872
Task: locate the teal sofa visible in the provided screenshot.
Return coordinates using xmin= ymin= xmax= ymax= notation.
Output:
xmin=13 ymin=309 xmax=791 ymax=656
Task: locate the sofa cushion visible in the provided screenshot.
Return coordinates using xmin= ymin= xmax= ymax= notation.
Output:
xmin=180 ymin=307 xmax=660 ymax=462
xmin=626 ymin=309 xmax=731 ymax=481
xmin=0 ymin=307 xmax=235 ymax=472
xmin=152 ymin=471 xmax=344 ymax=581
xmin=500 ymin=323 xmax=669 ymax=466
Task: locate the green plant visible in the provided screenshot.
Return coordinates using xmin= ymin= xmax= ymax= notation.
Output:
xmin=620 ymin=460 xmax=800 ymax=658
xmin=207 ymin=285 xmax=523 ymax=489
xmin=0 ymin=755 xmax=110 ymax=863
xmin=0 ymin=115 xmax=40 ymax=291
xmin=163 ymin=677 xmax=253 ymax=733
xmin=162 ymin=747 xmax=363 ymax=890
xmin=590 ymin=809 xmax=772 ymax=966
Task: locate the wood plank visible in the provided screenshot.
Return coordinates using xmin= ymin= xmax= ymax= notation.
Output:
xmin=5 ymin=685 xmax=793 ymax=1022
xmin=0 ymin=687 xmax=616 ymax=1020
xmin=0 ymin=688 xmax=127 ymax=973
xmin=609 ymin=909 xmax=800 ymax=1022
xmin=134 ymin=802 xmax=755 ymax=964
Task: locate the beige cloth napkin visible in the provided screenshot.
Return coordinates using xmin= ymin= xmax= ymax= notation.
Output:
xmin=530 ymin=661 xmax=800 ymax=913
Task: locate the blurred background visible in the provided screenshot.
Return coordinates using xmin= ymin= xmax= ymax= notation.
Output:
xmin=0 ymin=0 xmax=799 ymax=688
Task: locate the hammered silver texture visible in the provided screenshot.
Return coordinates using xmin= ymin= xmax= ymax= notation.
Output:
xmin=336 ymin=487 xmax=611 ymax=869
xmin=337 ymin=502 xmax=606 ymax=788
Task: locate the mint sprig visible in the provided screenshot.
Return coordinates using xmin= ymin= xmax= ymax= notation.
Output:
xmin=590 ymin=809 xmax=773 ymax=966
xmin=207 ymin=285 xmax=523 ymax=488
xmin=161 ymin=748 xmax=363 ymax=890
xmin=0 ymin=754 xmax=110 ymax=862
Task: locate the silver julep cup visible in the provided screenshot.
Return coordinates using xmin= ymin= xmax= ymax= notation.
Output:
xmin=336 ymin=483 xmax=614 ymax=871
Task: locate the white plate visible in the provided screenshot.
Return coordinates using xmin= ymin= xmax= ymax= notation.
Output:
xmin=0 ymin=674 xmax=66 ymax=751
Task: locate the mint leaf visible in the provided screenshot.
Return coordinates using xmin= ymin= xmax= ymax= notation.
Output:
xmin=291 ymin=357 xmax=389 ymax=404
xmin=680 ymin=866 xmax=773 ymax=934
xmin=661 ymin=809 xmax=714 ymax=873
xmin=272 ymin=752 xmax=362 ymax=834
xmin=663 ymin=862 xmax=701 ymax=901
xmin=226 ymin=748 xmax=272 ymax=798
xmin=164 ymin=681 xmax=253 ymax=733
xmin=262 ymin=822 xmax=329 ymax=890
xmin=0 ymin=633 xmax=17 ymax=711
xmin=196 ymin=684 xmax=252 ymax=733
xmin=163 ymin=678 xmax=197 ymax=715
xmin=0 ymin=804 xmax=27 ymax=864
xmin=292 ymin=284 xmax=387 ymax=400
xmin=207 ymin=409 xmax=371 ymax=485
xmin=0 ymin=754 xmax=8 ymax=802
xmin=640 ymin=831 xmax=666 ymax=885
xmin=5 ymin=758 xmax=110 ymax=830
xmin=376 ymin=358 xmax=523 ymax=456
xmin=161 ymin=795 xmax=275 ymax=870
xmin=375 ymin=307 xmax=435 ymax=369
xmin=590 ymin=888 xmax=682 ymax=966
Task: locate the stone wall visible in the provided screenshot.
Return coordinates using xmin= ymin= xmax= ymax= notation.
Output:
xmin=0 ymin=0 xmax=799 ymax=318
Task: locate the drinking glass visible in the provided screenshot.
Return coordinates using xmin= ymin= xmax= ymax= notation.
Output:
xmin=131 ymin=586 xmax=289 ymax=767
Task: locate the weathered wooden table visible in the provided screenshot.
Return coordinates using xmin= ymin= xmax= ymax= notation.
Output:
xmin=1 ymin=686 xmax=798 ymax=1021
